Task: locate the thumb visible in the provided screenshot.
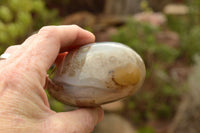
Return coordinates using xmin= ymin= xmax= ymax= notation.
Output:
xmin=44 ymin=107 xmax=104 ymax=133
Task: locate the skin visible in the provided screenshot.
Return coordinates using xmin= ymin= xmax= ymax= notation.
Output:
xmin=0 ymin=25 xmax=104 ymax=133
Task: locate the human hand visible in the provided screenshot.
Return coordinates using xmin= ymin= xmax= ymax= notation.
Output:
xmin=0 ymin=25 xmax=104 ymax=133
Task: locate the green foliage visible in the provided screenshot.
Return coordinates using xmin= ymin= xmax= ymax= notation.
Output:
xmin=111 ymin=20 xmax=180 ymax=64
xmin=0 ymin=6 xmax=13 ymax=22
xmin=137 ymin=126 xmax=155 ymax=133
xmin=125 ymin=82 xmax=180 ymax=125
xmin=181 ymin=26 xmax=200 ymax=62
xmin=189 ymin=0 xmax=200 ymax=21
xmin=112 ymin=20 xmax=181 ymax=124
xmin=0 ymin=0 xmax=58 ymax=53
xmin=46 ymin=91 xmax=65 ymax=112
xmin=50 ymin=99 xmax=65 ymax=112
xmin=140 ymin=0 xmax=152 ymax=12
xmin=167 ymin=0 xmax=200 ymax=62
xmin=47 ymin=65 xmax=66 ymax=112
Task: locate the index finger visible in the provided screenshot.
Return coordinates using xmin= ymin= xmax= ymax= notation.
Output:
xmin=8 ymin=25 xmax=95 ymax=78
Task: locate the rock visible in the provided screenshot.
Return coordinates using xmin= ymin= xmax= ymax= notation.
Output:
xmin=102 ymin=100 xmax=124 ymax=112
xmin=93 ymin=114 xmax=136 ymax=133
xmin=156 ymin=30 xmax=180 ymax=48
xmin=133 ymin=12 xmax=166 ymax=27
xmin=163 ymin=4 xmax=189 ymax=15
xmin=95 ymin=27 xmax=118 ymax=42
xmin=62 ymin=11 xmax=96 ymax=28
xmin=95 ymin=15 xmax=127 ymax=31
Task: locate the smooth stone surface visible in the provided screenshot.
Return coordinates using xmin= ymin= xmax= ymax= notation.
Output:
xmin=47 ymin=42 xmax=146 ymax=107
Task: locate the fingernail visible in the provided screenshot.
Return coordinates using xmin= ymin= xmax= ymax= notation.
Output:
xmin=96 ymin=107 xmax=104 ymax=123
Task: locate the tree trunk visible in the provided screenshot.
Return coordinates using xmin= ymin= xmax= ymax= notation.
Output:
xmin=169 ymin=56 xmax=200 ymax=133
xmin=104 ymin=0 xmax=141 ymax=15
xmin=148 ymin=0 xmax=172 ymax=11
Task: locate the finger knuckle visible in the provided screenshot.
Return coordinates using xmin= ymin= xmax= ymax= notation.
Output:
xmin=5 ymin=45 xmax=19 ymax=53
xmin=37 ymin=26 xmax=58 ymax=45
xmin=7 ymin=45 xmax=16 ymax=50
xmin=39 ymin=26 xmax=57 ymax=33
xmin=38 ymin=26 xmax=57 ymax=38
xmin=70 ymin=24 xmax=81 ymax=29
xmin=70 ymin=25 xmax=82 ymax=33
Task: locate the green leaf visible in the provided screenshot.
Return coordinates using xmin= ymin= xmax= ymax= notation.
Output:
xmin=0 ymin=6 xmax=13 ymax=22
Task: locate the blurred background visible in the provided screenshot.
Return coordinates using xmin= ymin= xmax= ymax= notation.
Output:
xmin=0 ymin=0 xmax=200 ymax=133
